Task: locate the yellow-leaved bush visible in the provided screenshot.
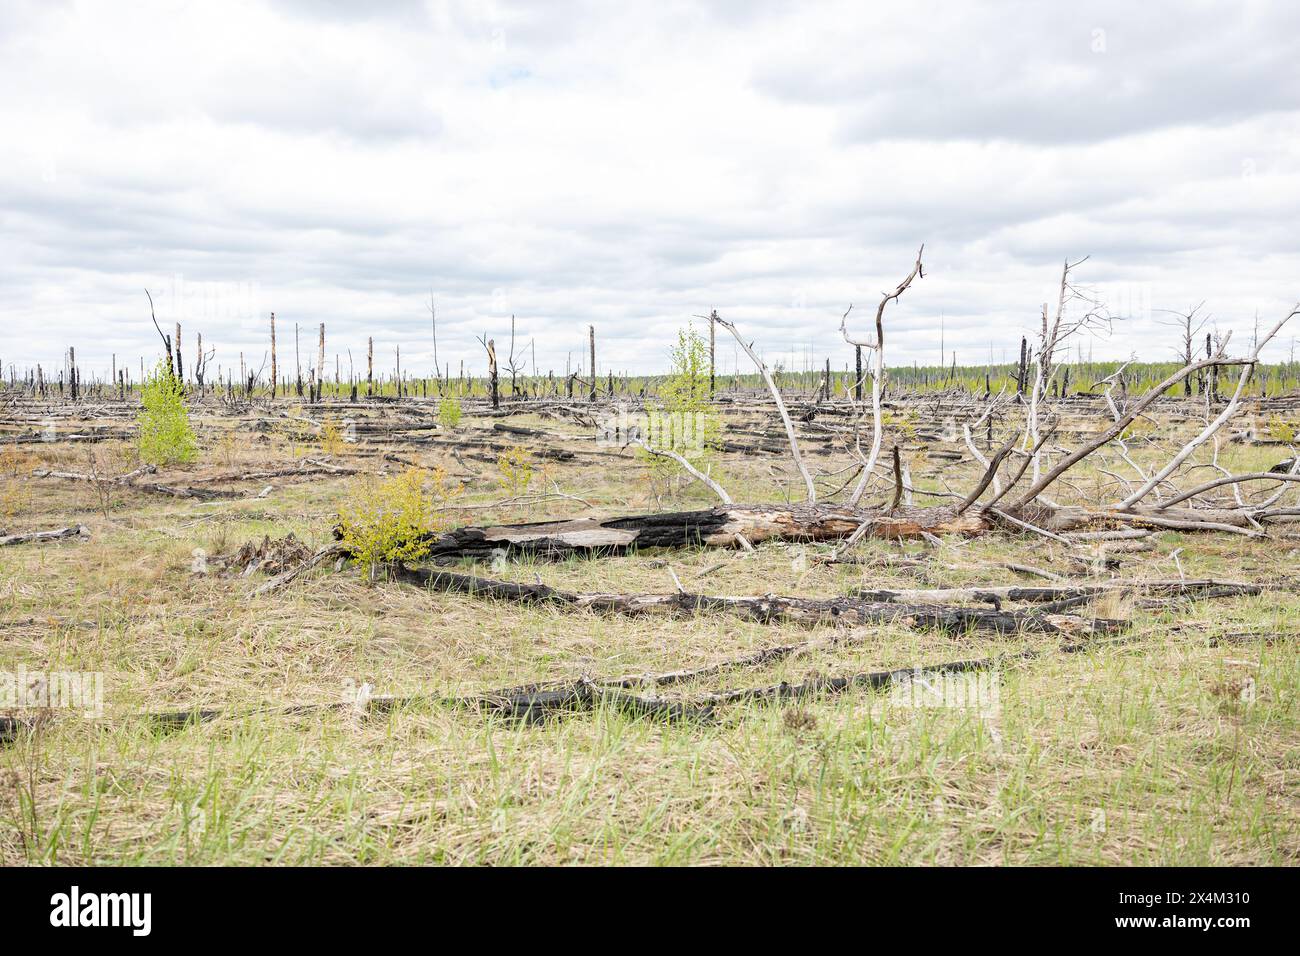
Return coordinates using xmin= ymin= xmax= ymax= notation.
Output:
xmin=337 ymin=466 xmax=462 ymax=577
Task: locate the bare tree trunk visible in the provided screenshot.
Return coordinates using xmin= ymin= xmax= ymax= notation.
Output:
xmin=270 ymin=312 xmax=278 ymax=398
xmin=316 ymin=322 xmax=325 ymax=403
xmin=1016 ymin=336 xmax=1027 ymax=399
xmin=429 ymin=293 xmax=439 ymax=395
xmin=174 ymin=324 xmax=183 ymax=384
xmin=709 ymin=309 xmax=717 ymax=397
xmin=588 ymin=325 xmax=597 ymax=403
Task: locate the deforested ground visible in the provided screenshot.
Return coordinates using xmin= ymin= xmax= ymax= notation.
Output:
xmin=1 ymin=389 xmax=1296 ymax=865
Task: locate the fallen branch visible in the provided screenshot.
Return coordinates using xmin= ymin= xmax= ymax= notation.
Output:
xmin=345 ymin=502 xmax=998 ymax=563
xmin=386 ymin=563 xmax=1121 ymax=635
xmin=848 ymin=578 xmax=1261 ymax=607
xmin=0 ymin=525 xmax=88 ymax=547
xmin=250 ymin=544 xmax=346 ymax=596
xmin=1153 ymin=471 xmax=1300 ymax=511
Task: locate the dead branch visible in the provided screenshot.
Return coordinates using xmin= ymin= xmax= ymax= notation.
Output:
xmin=842 ymin=244 xmax=925 ymax=506
xmin=1119 ymin=303 xmax=1300 ymax=509
xmin=386 ymin=563 xmax=1119 ymax=636
xmin=0 ymin=525 xmax=88 ymax=546
xmin=712 ymin=314 xmax=817 ymax=502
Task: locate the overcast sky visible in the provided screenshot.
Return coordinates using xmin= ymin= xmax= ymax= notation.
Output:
xmin=3 ymin=0 xmax=1298 ymax=382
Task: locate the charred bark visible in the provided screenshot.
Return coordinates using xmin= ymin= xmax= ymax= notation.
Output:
xmin=343 ymin=503 xmax=998 ymax=563
xmin=385 ymin=564 xmax=1120 ymax=635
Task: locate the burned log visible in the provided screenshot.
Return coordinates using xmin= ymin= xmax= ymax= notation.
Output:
xmin=0 ymin=525 xmax=88 ymax=546
xmin=336 ymin=484 xmax=1300 ymax=566
xmin=341 ymin=495 xmax=1294 ymax=565
xmin=849 ymin=579 xmax=1263 ymax=607
xmin=358 ymin=503 xmax=997 ymax=562
xmin=385 ymin=564 xmax=1120 ymax=635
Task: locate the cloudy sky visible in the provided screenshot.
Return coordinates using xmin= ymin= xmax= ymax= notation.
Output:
xmin=3 ymin=0 xmax=1298 ymax=383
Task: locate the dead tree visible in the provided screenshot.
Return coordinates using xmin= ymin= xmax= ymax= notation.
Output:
xmin=1022 ymin=258 xmax=1110 ymax=496
xmin=194 ymin=332 xmax=214 ymax=394
xmin=505 ymin=315 xmax=525 ymax=398
xmin=174 ymin=323 xmax=184 ymax=384
xmin=145 ymin=289 xmax=173 ymax=378
xmin=1016 ymin=336 xmax=1028 ymax=399
xmin=1157 ymin=302 xmax=1209 ymax=396
xmin=315 ymin=323 xmax=326 ymax=403
xmin=321 ymin=248 xmax=1297 ymax=567
xmin=477 ymin=333 xmax=499 ymax=409
xmin=1115 ymin=305 xmax=1299 ymax=509
xmin=709 ymin=310 xmax=717 ymax=396
xmin=854 ymin=343 xmax=863 ymax=403
xmin=1010 ymin=302 xmax=1300 ymax=516
xmin=839 ymin=244 xmax=925 ymax=506
xmin=428 ymin=292 xmax=439 ymax=395
xmin=386 ymin=564 xmax=1114 ymax=636
xmin=270 ymin=312 xmax=278 ymax=398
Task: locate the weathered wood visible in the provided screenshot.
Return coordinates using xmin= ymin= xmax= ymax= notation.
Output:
xmin=386 ymin=564 xmax=1120 ymax=635
xmin=0 ymin=525 xmax=88 ymax=546
xmin=33 ymin=464 xmax=251 ymax=500
xmin=270 ymin=312 xmax=277 ymax=398
xmin=848 ymin=579 xmax=1262 ymax=607
xmin=344 ymin=492 xmax=1293 ymax=567
xmin=357 ymin=503 xmax=996 ymax=562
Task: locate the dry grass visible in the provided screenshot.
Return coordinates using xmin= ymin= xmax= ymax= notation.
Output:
xmin=0 ymin=400 xmax=1296 ymax=865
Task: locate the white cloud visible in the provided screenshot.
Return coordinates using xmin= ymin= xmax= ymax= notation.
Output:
xmin=2 ymin=0 xmax=1298 ymax=384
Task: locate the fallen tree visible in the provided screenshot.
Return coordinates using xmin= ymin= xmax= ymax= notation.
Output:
xmin=0 ymin=652 xmax=1017 ymax=736
xmin=384 ymin=563 xmax=1123 ymax=635
xmin=344 ymin=502 xmax=995 ymax=561
xmin=32 ymin=464 xmax=246 ymax=500
xmin=0 ymin=525 xmax=88 ymax=546
xmin=335 ymin=492 xmax=1298 ymax=564
xmin=338 ymin=296 xmax=1300 ymax=559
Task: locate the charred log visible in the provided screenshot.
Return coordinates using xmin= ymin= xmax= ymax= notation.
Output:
xmin=385 ymin=564 xmax=1120 ymax=635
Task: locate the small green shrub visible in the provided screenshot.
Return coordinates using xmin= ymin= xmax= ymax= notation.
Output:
xmin=438 ymin=396 xmax=463 ymax=431
xmin=640 ymin=326 xmax=723 ymax=482
xmin=1121 ymin=417 xmax=1156 ymax=442
xmin=880 ymin=410 xmax=918 ymax=441
xmin=137 ymin=361 xmax=197 ymax=465
xmin=319 ymin=418 xmax=346 ymax=456
xmin=337 ymin=466 xmax=462 ymax=576
xmin=496 ymin=445 xmax=534 ymax=497
xmin=1266 ymin=416 xmax=1296 ymax=443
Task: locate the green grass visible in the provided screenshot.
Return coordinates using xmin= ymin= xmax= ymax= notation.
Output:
xmin=1 ymin=401 xmax=1297 ymax=865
